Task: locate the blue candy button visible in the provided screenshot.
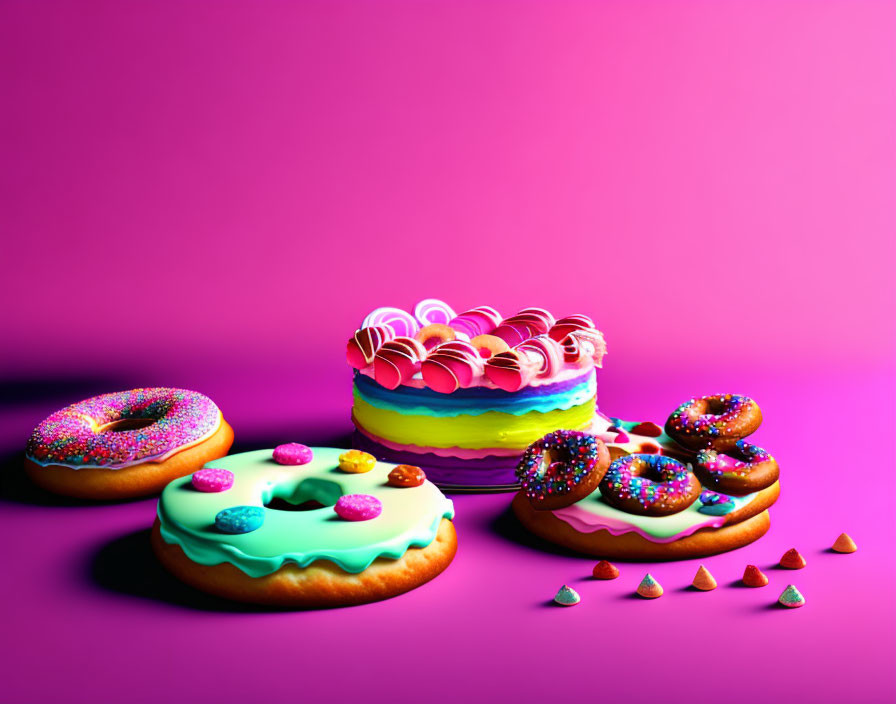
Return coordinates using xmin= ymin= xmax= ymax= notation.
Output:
xmin=215 ymin=506 xmax=265 ymax=534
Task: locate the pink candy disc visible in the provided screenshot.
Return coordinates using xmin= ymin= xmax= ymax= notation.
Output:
xmin=272 ymin=443 xmax=314 ymax=465
xmin=334 ymin=494 xmax=383 ymax=521
xmin=192 ymin=468 xmax=234 ymax=493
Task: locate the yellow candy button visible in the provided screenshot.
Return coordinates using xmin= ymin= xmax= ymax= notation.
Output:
xmin=338 ymin=450 xmax=376 ymax=474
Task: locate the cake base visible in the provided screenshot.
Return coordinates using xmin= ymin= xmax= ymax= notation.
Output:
xmin=511 ymin=482 xmax=779 ymax=561
xmin=151 ymin=517 xmax=458 ymax=608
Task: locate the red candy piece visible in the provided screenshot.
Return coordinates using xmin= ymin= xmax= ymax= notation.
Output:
xmin=592 ymin=560 xmax=620 ymax=580
xmin=742 ymin=565 xmax=769 ymax=587
xmin=779 ymin=548 xmax=807 ymax=569
xmin=387 ymin=464 xmax=426 ymax=487
xmin=630 ymin=422 xmax=663 ymax=437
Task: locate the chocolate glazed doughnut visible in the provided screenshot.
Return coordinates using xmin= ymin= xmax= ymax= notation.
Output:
xmin=516 ymin=430 xmax=610 ymax=510
xmin=598 ymin=454 xmax=702 ymax=517
xmin=693 ymin=441 xmax=779 ymax=496
xmin=664 ymin=394 xmax=762 ymax=452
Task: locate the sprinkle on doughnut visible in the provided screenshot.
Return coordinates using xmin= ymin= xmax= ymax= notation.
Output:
xmin=697 ymin=489 xmax=737 ymax=516
xmin=553 ymin=585 xmax=581 ymax=606
xmin=516 ymin=430 xmax=610 ymax=510
xmin=215 ymin=506 xmax=265 ymax=534
xmin=338 ymin=450 xmax=376 ymax=474
xmin=599 ymin=454 xmax=701 ymax=516
xmin=387 ymin=465 xmax=426 ymax=488
xmin=664 ymin=393 xmax=762 ymax=452
xmin=191 ymin=468 xmax=234 ymax=493
xmin=334 ymin=494 xmax=383 ymax=521
xmin=25 ymin=388 xmax=221 ymax=468
xmin=273 ymin=443 xmax=314 ymax=466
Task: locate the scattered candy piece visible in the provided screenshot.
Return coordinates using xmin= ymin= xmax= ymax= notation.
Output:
xmin=592 ymin=560 xmax=620 ymax=580
xmin=779 ymin=548 xmax=807 ymax=569
xmin=742 ymin=565 xmax=769 ymax=587
xmin=553 ymin=585 xmax=581 ymax=606
xmin=691 ymin=565 xmax=717 ymax=591
xmin=636 ymin=573 xmax=663 ymax=598
xmin=272 ymin=443 xmax=314 ymax=466
xmin=630 ymin=421 xmax=663 ymax=437
xmin=832 ymin=533 xmax=857 ymax=553
xmin=387 ymin=464 xmax=426 ymax=488
xmin=338 ymin=450 xmax=376 ymax=474
xmin=334 ymin=494 xmax=383 ymax=521
xmin=215 ymin=506 xmax=265 ymax=534
xmin=191 ymin=468 xmax=234 ymax=493
xmin=778 ymin=584 xmax=805 ymax=608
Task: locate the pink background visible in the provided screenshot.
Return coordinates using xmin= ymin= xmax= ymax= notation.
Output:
xmin=1 ymin=2 xmax=894 ymax=703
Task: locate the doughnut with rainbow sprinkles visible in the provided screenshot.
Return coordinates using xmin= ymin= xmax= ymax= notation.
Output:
xmin=512 ymin=393 xmax=781 ymax=560
xmin=24 ymin=388 xmax=233 ymax=500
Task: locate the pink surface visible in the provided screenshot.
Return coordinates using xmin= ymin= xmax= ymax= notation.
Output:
xmin=1 ymin=1 xmax=894 ymax=703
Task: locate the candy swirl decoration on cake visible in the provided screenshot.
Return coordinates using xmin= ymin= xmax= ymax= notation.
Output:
xmin=373 ymin=337 xmax=427 ymax=390
xmin=449 ymin=306 xmax=503 ymax=338
xmin=483 ymin=335 xmax=563 ymax=392
xmin=347 ymin=325 xmax=397 ymax=369
xmin=361 ymin=306 xmax=420 ymax=338
xmin=413 ymin=299 xmax=457 ymax=327
xmin=549 ymin=315 xmax=607 ymax=368
xmin=421 ymin=340 xmax=485 ymax=393
xmin=492 ymin=308 xmax=556 ymax=347
xmin=25 ymin=388 xmax=221 ymax=469
xmin=598 ymin=454 xmax=702 ymax=516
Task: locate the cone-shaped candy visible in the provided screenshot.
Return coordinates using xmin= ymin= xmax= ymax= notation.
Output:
xmin=778 ymin=584 xmax=805 ymax=608
xmin=636 ymin=573 xmax=663 ymax=598
xmin=592 ymin=560 xmax=619 ymax=580
xmin=692 ymin=565 xmax=717 ymax=591
xmin=832 ymin=533 xmax=857 ymax=553
xmin=553 ymin=585 xmax=580 ymax=606
xmin=742 ymin=565 xmax=769 ymax=587
xmin=779 ymin=548 xmax=807 ymax=569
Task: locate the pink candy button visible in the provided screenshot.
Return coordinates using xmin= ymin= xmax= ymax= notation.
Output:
xmin=272 ymin=443 xmax=314 ymax=465
xmin=191 ymin=468 xmax=234 ymax=493
xmin=334 ymin=494 xmax=383 ymax=521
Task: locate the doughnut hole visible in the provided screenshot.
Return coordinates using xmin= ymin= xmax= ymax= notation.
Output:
xmin=263 ymin=478 xmax=343 ymax=512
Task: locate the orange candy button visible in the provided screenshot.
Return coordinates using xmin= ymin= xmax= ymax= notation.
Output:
xmin=387 ymin=464 xmax=426 ymax=488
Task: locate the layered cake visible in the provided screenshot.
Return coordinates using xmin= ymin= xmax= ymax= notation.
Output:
xmin=347 ymin=299 xmax=607 ymax=490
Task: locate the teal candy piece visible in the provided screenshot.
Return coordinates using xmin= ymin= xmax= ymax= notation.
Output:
xmin=778 ymin=584 xmax=805 ymax=608
xmin=215 ymin=506 xmax=265 ymax=534
xmin=554 ymin=585 xmax=581 ymax=606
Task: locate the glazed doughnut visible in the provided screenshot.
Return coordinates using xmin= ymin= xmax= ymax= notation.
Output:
xmin=515 ymin=430 xmax=610 ymax=510
xmin=152 ymin=446 xmax=456 ymax=607
xmin=598 ymin=454 xmax=701 ymax=517
xmin=664 ymin=393 xmax=762 ymax=452
xmin=24 ymin=388 xmax=233 ymax=500
xmin=693 ymin=441 xmax=779 ymax=496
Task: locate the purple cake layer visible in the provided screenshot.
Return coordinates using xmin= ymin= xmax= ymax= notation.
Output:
xmin=352 ymin=431 xmax=521 ymax=489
